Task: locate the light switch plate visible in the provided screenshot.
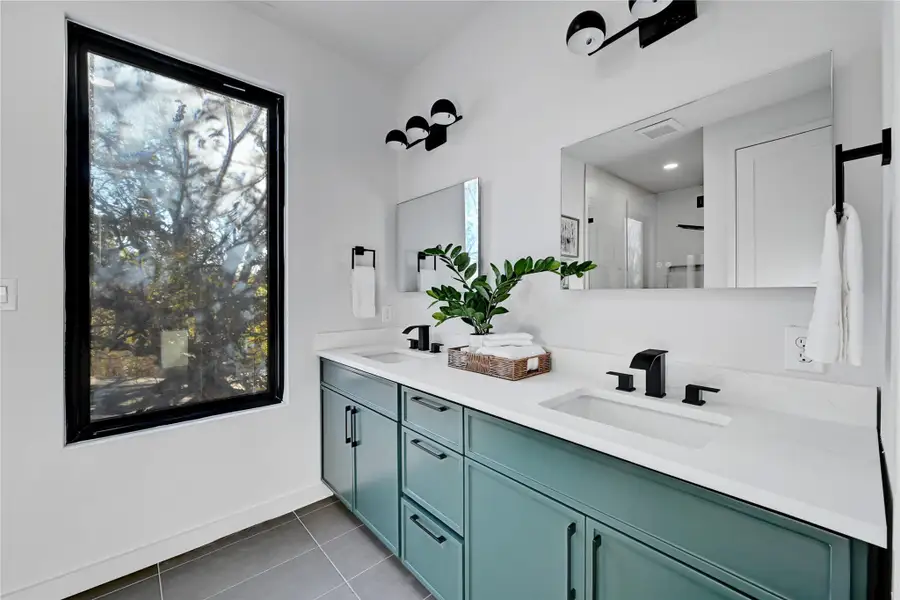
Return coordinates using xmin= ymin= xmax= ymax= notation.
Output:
xmin=0 ymin=279 xmax=18 ymax=311
xmin=784 ymin=326 xmax=824 ymax=373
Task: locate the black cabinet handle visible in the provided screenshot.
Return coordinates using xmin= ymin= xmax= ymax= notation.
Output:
xmin=410 ymin=438 xmax=447 ymax=460
xmin=344 ymin=406 xmax=351 ymax=444
xmin=350 ymin=407 xmax=360 ymax=447
xmin=591 ymin=534 xmax=602 ymax=600
xmin=567 ymin=523 xmax=576 ymax=600
xmin=409 ymin=395 xmax=448 ymax=412
xmin=410 ymin=514 xmax=446 ymax=544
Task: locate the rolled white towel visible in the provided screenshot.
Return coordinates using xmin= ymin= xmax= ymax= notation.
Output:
xmin=481 ymin=333 xmax=534 ymax=348
xmin=475 ymin=344 xmax=545 ymax=359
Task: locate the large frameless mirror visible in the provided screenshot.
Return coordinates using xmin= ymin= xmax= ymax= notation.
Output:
xmin=560 ymin=52 xmax=833 ymax=290
xmin=396 ymin=178 xmax=480 ymax=292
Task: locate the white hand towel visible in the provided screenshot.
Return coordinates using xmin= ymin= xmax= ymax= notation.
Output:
xmin=351 ymin=266 xmax=376 ymax=319
xmin=481 ymin=333 xmax=534 ymax=347
xmin=806 ymin=208 xmax=842 ymax=363
xmin=842 ymin=204 xmax=864 ymax=366
xmin=806 ymin=204 xmax=864 ymax=366
xmin=417 ymin=269 xmax=439 ymax=293
xmin=475 ymin=344 xmax=545 ymax=359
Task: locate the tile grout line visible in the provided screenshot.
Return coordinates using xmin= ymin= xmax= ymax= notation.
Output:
xmin=159 ymin=500 xmax=336 ymax=575
xmin=83 ymin=572 xmax=159 ymax=600
xmin=199 ymin=545 xmax=321 ymax=600
xmin=157 ymin=564 xmax=164 ymax=600
xmin=293 ymin=510 xmax=363 ymax=600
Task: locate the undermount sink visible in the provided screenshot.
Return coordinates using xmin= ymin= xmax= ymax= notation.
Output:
xmin=540 ymin=389 xmax=731 ymax=449
xmin=353 ymin=348 xmax=434 ymax=364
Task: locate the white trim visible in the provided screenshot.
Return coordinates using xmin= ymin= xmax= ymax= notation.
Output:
xmin=1 ymin=483 xmax=332 ymax=600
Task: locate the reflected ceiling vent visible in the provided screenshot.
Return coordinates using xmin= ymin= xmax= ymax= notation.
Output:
xmin=635 ymin=118 xmax=684 ymax=140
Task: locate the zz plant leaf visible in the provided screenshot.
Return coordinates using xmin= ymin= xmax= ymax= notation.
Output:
xmin=422 ymin=246 xmax=596 ymax=334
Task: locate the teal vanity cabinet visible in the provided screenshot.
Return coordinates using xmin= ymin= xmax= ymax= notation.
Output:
xmin=319 ymin=359 xmax=878 ymax=600
xmin=465 ymin=459 xmax=586 ymax=600
xmin=320 ymin=361 xmax=399 ymax=553
xmin=586 ymin=519 xmax=750 ymax=600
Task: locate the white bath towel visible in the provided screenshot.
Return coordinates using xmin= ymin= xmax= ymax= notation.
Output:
xmin=475 ymin=344 xmax=545 ymax=359
xmin=806 ymin=204 xmax=864 ymax=365
xmin=417 ymin=269 xmax=439 ymax=293
xmin=351 ymin=266 xmax=376 ymax=319
xmin=842 ymin=204 xmax=864 ymax=366
xmin=481 ymin=333 xmax=534 ymax=348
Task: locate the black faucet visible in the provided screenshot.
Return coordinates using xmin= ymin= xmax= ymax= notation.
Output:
xmin=629 ymin=349 xmax=668 ymax=398
xmin=402 ymin=325 xmax=430 ymax=352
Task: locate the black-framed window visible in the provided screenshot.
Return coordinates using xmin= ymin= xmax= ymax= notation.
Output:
xmin=65 ymin=22 xmax=285 ymax=443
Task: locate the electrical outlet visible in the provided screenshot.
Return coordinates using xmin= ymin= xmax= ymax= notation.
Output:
xmin=784 ymin=326 xmax=824 ymax=373
xmin=381 ymin=305 xmax=393 ymax=324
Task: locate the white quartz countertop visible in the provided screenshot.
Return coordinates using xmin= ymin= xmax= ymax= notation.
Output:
xmin=318 ymin=345 xmax=887 ymax=547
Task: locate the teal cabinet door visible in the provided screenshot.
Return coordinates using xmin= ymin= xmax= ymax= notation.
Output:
xmin=354 ymin=405 xmax=400 ymax=553
xmin=586 ymin=518 xmax=751 ymax=600
xmin=321 ymin=388 xmax=354 ymax=508
xmin=465 ymin=459 xmax=585 ymax=600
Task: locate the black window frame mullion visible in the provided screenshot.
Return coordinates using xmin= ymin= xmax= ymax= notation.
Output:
xmin=65 ymin=21 xmax=285 ymax=443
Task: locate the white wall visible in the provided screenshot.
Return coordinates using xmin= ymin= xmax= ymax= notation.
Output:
xmin=0 ymin=3 xmax=397 ymax=598
xmin=394 ymin=0 xmax=884 ymax=387
xmin=655 ymin=185 xmax=705 ymax=280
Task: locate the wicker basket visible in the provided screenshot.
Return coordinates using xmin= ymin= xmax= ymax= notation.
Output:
xmin=447 ymin=346 xmax=552 ymax=381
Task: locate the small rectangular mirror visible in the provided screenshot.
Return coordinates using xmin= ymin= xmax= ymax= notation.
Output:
xmin=396 ymin=178 xmax=480 ymax=292
xmin=561 ymin=52 xmax=833 ymax=290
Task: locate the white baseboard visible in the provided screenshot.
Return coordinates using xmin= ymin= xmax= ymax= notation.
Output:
xmin=2 ymin=482 xmax=332 ymax=600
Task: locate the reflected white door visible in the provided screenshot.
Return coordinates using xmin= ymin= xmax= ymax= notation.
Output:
xmin=735 ymin=126 xmax=832 ymax=287
xmin=626 ymin=218 xmax=644 ymax=289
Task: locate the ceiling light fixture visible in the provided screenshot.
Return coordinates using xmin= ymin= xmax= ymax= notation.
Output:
xmin=663 ymin=162 xmax=679 ymax=170
xmin=565 ymin=0 xmax=696 ymax=57
xmin=386 ymin=99 xmax=464 ymax=152
xmin=406 ymin=116 xmax=430 ymax=142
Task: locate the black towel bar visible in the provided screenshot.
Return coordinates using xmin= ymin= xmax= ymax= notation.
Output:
xmin=835 ymin=128 xmax=892 ymax=224
xmin=351 ymin=246 xmax=376 ymax=269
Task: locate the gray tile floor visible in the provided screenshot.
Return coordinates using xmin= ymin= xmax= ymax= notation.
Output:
xmin=67 ymin=497 xmax=431 ymax=600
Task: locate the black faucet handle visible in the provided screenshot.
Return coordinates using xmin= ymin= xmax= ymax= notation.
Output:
xmin=429 ymin=342 xmax=444 ymax=354
xmin=408 ymin=339 xmax=419 ymax=350
xmin=683 ymin=384 xmax=720 ymax=406
xmin=606 ymin=371 xmax=636 ymax=392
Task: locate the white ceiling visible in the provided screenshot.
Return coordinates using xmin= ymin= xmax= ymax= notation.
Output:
xmin=600 ymin=130 xmax=704 ymax=194
xmin=238 ymin=1 xmax=491 ymax=79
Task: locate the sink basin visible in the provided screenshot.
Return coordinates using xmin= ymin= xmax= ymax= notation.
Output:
xmin=540 ymin=390 xmax=730 ymax=449
xmin=353 ymin=349 xmax=434 ymax=364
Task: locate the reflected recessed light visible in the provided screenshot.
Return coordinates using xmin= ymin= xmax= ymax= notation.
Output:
xmin=663 ymin=162 xmax=679 ymax=170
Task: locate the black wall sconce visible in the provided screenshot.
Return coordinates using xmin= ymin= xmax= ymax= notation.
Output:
xmin=385 ymin=99 xmax=463 ymax=152
xmin=566 ymin=0 xmax=697 ymax=56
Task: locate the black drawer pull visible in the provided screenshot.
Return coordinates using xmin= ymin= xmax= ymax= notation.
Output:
xmin=344 ymin=405 xmax=351 ymax=444
xmin=566 ymin=523 xmax=576 ymax=600
xmin=409 ymin=395 xmax=449 ymax=412
xmin=350 ymin=407 xmax=360 ymax=448
xmin=591 ymin=533 xmax=602 ymax=600
xmin=410 ymin=438 xmax=447 ymax=460
xmin=410 ymin=514 xmax=446 ymax=544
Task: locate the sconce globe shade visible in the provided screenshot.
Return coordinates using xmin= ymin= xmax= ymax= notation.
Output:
xmin=566 ymin=11 xmax=606 ymax=55
xmin=385 ymin=129 xmax=408 ymax=150
xmin=628 ymin=0 xmax=673 ymax=19
xmin=406 ymin=116 xmax=430 ymax=142
xmin=431 ymin=99 xmax=459 ymax=126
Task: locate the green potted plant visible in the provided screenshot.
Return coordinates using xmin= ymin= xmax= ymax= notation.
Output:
xmin=423 ymin=244 xmax=596 ymax=343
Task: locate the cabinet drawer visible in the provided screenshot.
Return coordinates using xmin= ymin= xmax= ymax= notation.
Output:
xmin=464 ymin=409 xmax=852 ymax=600
xmin=321 ymin=359 xmax=398 ymax=418
xmin=401 ymin=427 xmax=464 ymax=535
xmin=401 ymin=387 xmax=462 ymax=451
xmin=401 ymin=498 xmax=463 ymax=600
